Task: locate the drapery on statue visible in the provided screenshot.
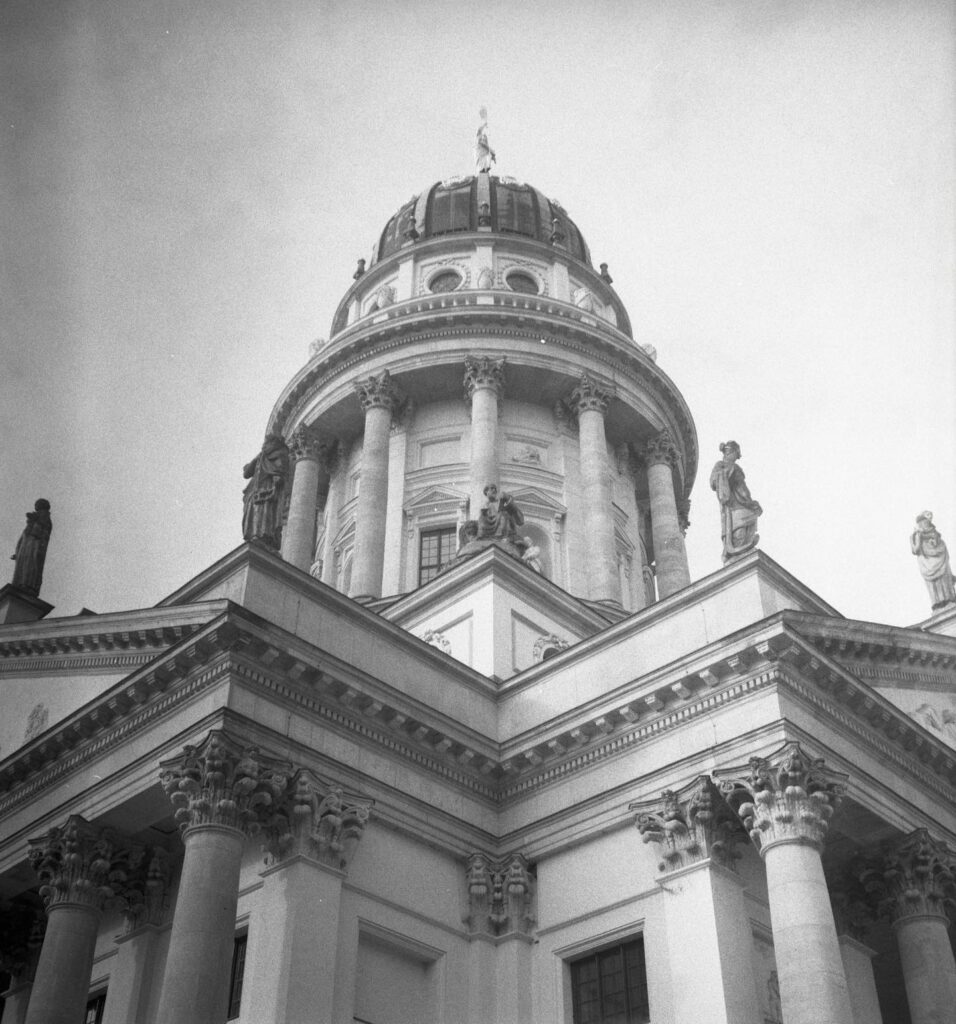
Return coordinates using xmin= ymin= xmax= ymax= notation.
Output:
xmin=709 ymin=441 xmax=762 ymax=562
xmin=242 ymin=433 xmax=290 ymax=550
xmin=475 ymin=107 xmax=496 ymax=175
xmin=477 ymin=484 xmax=523 ymax=543
xmin=10 ymin=499 xmax=52 ymax=596
xmin=911 ymin=511 xmax=956 ymax=610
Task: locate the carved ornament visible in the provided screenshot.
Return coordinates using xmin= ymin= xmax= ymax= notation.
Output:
xmin=463 ymin=356 xmax=505 ymax=400
xmin=464 ymin=853 xmax=535 ymax=936
xmin=354 ymin=369 xmax=401 ymax=413
xmin=642 ymin=430 xmax=679 ymax=469
xmin=633 ymin=776 xmax=742 ymax=872
xmin=714 ymin=742 xmax=847 ymax=854
xmin=858 ymin=828 xmax=956 ymax=924
xmin=289 ymin=426 xmax=324 ymax=463
xmin=158 ymin=730 xmax=291 ymax=838
xmin=566 ymin=374 xmax=613 ymax=418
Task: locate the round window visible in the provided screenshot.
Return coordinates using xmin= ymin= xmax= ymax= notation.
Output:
xmin=429 ymin=270 xmax=462 ymax=294
xmin=506 ymin=271 xmax=539 ymax=295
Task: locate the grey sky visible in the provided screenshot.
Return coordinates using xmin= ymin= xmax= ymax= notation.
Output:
xmin=1 ymin=0 xmax=953 ymax=626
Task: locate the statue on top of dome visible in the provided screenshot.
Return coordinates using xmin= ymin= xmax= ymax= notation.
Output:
xmin=475 ymin=107 xmax=496 ymax=175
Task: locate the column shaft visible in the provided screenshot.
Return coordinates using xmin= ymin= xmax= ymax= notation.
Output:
xmin=281 ymin=455 xmax=321 ymax=571
xmin=469 ymin=385 xmax=499 ymax=516
xmin=350 ymin=403 xmax=392 ymax=600
xmin=101 ymin=927 xmax=162 ymax=1024
xmin=155 ymin=826 xmax=244 ymax=1024
xmin=381 ymin=427 xmax=409 ymax=595
xmin=894 ymin=914 xmax=956 ymax=1024
xmin=0 ymin=982 xmax=32 ymax=1024
xmin=578 ymin=407 xmax=619 ymax=602
xmin=764 ymin=842 xmax=854 ymax=1024
xmin=24 ymin=905 xmax=100 ymax=1024
xmin=646 ymin=459 xmax=691 ymax=597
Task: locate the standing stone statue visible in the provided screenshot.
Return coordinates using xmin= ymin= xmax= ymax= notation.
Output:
xmin=710 ymin=441 xmax=762 ymax=561
xmin=242 ymin=434 xmax=290 ymax=550
xmin=10 ymin=499 xmax=52 ymax=596
xmin=911 ymin=511 xmax=956 ymax=610
xmin=475 ymin=107 xmax=496 ymax=175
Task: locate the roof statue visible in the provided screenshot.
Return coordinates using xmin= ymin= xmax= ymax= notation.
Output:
xmin=475 ymin=107 xmax=496 ymax=175
xmin=10 ymin=499 xmax=52 ymax=597
xmin=710 ymin=441 xmax=762 ymax=562
xmin=911 ymin=511 xmax=956 ymax=611
xmin=242 ymin=434 xmax=290 ymax=551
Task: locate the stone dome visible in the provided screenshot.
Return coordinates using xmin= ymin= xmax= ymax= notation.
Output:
xmin=371 ymin=174 xmax=591 ymax=267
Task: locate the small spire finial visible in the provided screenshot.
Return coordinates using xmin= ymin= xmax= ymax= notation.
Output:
xmin=475 ymin=107 xmax=496 ymax=175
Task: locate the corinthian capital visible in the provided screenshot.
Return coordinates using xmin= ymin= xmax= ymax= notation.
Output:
xmin=858 ymin=828 xmax=956 ymax=924
xmin=633 ymin=776 xmax=742 ymax=872
xmin=27 ymin=815 xmax=141 ymax=913
xmin=566 ymin=373 xmax=613 ymax=418
xmin=714 ymin=742 xmax=847 ymax=854
xmin=264 ymin=769 xmax=371 ymax=871
xmin=354 ymin=369 xmax=401 ymax=413
xmin=464 ymin=852 xmax=535 ymax=937
xmin=158 ymin=731 xmax=291 ymax=838
xmin=289 ymin=426 xmax=325 ymax=463
xmin=463 ymin=355 xmax=505 ymax=400
xmin=642 ymin=430 xmax=679 ymax=468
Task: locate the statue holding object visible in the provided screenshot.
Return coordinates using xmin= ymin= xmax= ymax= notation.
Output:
xmin=10 ymin=499 xmax=52 ymax=596
xmin=475 ymin=107 xmax=496 ymax=175
xmin=911 ymin=511 xmax=956 ymax=611
xmin=710 ymin=441 xmax=762 ymax=562
xmin=242 ymin=434 xmax=290 ymax=550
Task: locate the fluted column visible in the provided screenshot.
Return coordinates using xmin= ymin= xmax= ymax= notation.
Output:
xmin=350 ymin=370 xmax=401 ymax=600
xmin=643 ymin=431 xmax=691 ymax=598
xmin=633 ymin=777 xmax=759 ymax=1024
xmin=567 ymin=375 xmax=618 ymax=603
xmin=243 ymin=771 xmax=370 ymax=1024
xmin=859 ymin=829 xmax=956 ymax=1024
xmin=25 ymin=817 xmax=138 ymax=1024
xmin=281 ymin=426 xmax=325 ymax=571
xmin=464 ymin=357 xmax=505 ymax=516
xmin=716 ymin=743 xmax=853 ymax=1024
xmin=155 ymin=732 xmax=291 ymax=1024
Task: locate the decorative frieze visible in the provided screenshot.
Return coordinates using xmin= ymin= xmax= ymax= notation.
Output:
xmin=158 ymin=731 xmax=291 ymax=837
xmin=858 ymin=828 xmax=956 ymax=924
xmin=264 ymin=769 xmax=370 ymax=870
xmin=354 ymin=369 xmax=401 ymax=413
xmin=566 ymin=373 xmax=613 ymax=418
xmin=27 ymin=815 xmax=140 ymax=912
xmin=464 ymin=852 xmax=535 ymax=937
xmin=463 ymin=356 xmax=505 ymax=400
xmin=633 ymin=776 xmax=742 ymax=872
xmin=715 ymin=742 xmax=847 ymax=853
xmin=642 ymin=430 xmax=679 ymax=469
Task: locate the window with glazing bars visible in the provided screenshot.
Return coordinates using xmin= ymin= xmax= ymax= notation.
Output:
xmin=85 ymin=993 xmax=107 ymax=1024
xmin=227 ymin=934 xmax=247 ymax=1020
xmin=570 ymin=937 xmax=650 ymax=1024
xmin=419 ymin=526 xmax=456 ymax=585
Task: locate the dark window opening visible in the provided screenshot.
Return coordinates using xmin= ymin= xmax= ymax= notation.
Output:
xmin=495 ymin=184 xmax=537 ymax=237
xmin=227 ymin=934 xmax=247 ymax=1020
xmin=571 ymin=937 xmax=649 ymax=1024
xmin=85 ymin=993 xmax=107 ymax=1024
xmin=419 ymin=527 xmax=457 ymax=586
xmin=429 ymin=182 xmax=473 ymax=235
xmin=506 ymin=271 xmax=539 ymax=295
xmin=428 ymin=270 xmax=462 ymax=294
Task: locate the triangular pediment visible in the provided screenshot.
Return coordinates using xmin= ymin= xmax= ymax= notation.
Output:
xmin=405 ymin=485 xmax=468 ymax=513
xmin=505 ymin=486 xmax=567 ymax=517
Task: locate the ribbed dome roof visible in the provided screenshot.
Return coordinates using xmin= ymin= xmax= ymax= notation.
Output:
xmin=372 ymin=174 xmax=591 ymax=266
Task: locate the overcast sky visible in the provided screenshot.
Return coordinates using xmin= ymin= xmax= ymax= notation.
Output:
xmin=1 ymin=0 xmax=953 ymax=628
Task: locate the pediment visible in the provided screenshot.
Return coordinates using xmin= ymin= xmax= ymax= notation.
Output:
xmin=506 ymin=486 xmax=567 ymax=518
xmin=405 ymin=485 xmax=468 ymax=514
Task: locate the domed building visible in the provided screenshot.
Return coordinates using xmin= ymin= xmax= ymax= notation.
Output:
xmin=1 ymin=155 xmax=955 ymax=1024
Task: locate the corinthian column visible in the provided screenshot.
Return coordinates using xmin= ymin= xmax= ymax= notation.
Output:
xmin=633 ymin=778 xmax=759 ymax=1024
xmin=243 ymin=771 xmax=370 ymax=1024
xmin=464 ymin=356 xmax=505 ymax=516
xmin=155 ymin=732 xmax=291 ymax=1024
xmin=25 ymin=817 xmax=138 ymax=1024
xmin=350 ymin=370 xmax=401 ymax=600
xmin=859 ymin=829 xmax=956 ymax=1024
xmin=567 ymin=374 xmax=618 ymax=603
xmin=281 ymin=426 xmax=325 ymax=572
xmin=642 ymin=431 xmax=691 ymax=598
xmin=716 ymin=743 xmax=853 ymax=1024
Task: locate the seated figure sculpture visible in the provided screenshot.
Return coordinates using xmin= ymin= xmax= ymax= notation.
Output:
xmin=449 ymin=484 xmax=527 ymax=573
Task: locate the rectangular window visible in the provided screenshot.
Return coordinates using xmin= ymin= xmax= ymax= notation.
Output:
xmin=571 ymin=938 xmax=649 ymax=1024
xmin=227 ymin=934 xmax=247 ymax=1020
xmin=419 ymin=526 xmax=457 ymax=586
xmin=85 ymin=993 xmax=107 ymax=1024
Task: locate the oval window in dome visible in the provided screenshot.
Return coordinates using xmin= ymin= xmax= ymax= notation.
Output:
xmin=429 ymin=270 xmax=462 ymax=294
xmin=506 ymin=271 xmax=539 ymax=295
